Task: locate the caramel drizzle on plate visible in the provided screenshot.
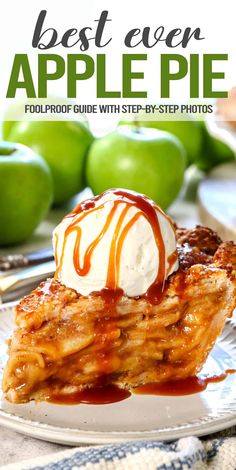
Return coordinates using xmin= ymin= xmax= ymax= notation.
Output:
xmin=54 ymin=190 xmax=177 ymax=304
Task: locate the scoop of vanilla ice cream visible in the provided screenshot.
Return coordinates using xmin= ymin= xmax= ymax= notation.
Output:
xmin=53 ymin=190 xmax=178 ymax=297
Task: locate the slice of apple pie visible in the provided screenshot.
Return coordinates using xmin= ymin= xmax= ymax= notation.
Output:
xmin=3 ymin=189 xmax=236 ymax=403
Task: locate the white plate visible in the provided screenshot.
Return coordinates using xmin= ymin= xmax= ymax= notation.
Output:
xmin=198 ymin=162 xmax=236 ymax=243
xmin=0 ymin=302 xmax=236 ymax=445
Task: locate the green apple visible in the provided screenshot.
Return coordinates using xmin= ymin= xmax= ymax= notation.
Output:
xmin=0 ymin=142 xmax=53 ymax=246
xmin=8 ymin=121 xmax=94 ymax=205
xmin=195 ymin=121 xmax=235 ymax=172
xmin=86 ymin=126 xmax=186 ymax=209
xmin=119 ymin=114 xmax=202 ymax=166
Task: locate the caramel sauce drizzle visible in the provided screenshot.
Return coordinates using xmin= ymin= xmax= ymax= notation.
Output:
xmin=106 ymin=204 xmax=131 ymax=290
xmin=134 ymin=372 xmax=230 ymax=397
xmin=49 ymin=191 xmax=235 ymax=405
xmin=47 ymin=370 xmax=236 ymax=405
xmin=73 ymin=204 xmax=117 ymax=277
xmin=55 ymin=190 xmax=177 ymax=304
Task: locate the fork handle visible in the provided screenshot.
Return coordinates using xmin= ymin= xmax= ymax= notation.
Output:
xmin=0 ymin=248 xmax=54 ymax=271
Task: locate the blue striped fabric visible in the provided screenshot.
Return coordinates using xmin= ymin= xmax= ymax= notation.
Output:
xmin=14 ymin=430 xmax=236 ymax=470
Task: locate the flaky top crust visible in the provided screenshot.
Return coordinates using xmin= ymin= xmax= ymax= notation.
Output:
xmin=15 ymin=225 xmax=236 ymax=331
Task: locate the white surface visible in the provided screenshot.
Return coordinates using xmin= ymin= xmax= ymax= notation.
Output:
xmin=198 ymin=162 xmax=236 ymax=242
xmin=53 ymin=190 xmax=178 ymax=297
xmin=1 ymin=303 xmax=236 ymax=447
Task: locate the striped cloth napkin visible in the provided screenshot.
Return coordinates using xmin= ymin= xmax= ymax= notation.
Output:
xmin=3 ymin=428 xmax=236 ymax=470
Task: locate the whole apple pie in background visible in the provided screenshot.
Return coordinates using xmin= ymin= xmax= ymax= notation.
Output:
xmin=3 ymin=189 xmax=236 ymax=403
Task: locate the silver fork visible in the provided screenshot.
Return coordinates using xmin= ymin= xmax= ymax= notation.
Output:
xmin=0 ymin=261 xmax=55 ymax=303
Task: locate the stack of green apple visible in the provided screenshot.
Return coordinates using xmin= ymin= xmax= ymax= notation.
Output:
xmin=1 ymin=110 xmax=234 ymax=246
xmin=0 ymin=117 xmax=188 ymax=246
xmin=116 ymin=114 xmax=235 ymax=199
xmin=119 ymin=113 xmax=235 ymax=170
